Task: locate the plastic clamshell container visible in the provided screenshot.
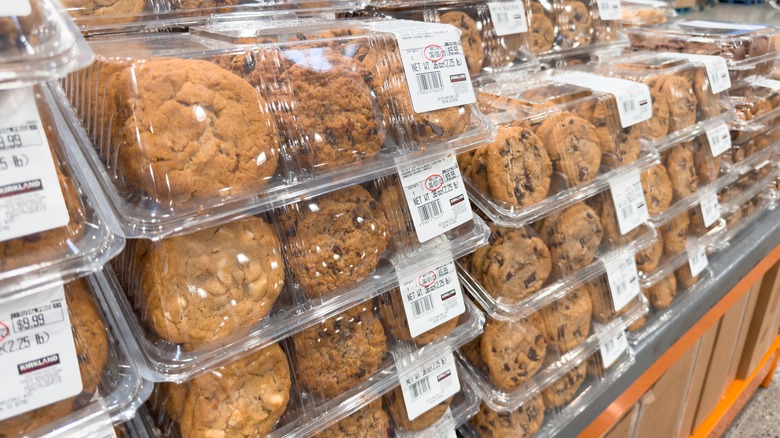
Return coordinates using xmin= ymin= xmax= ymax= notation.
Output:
xmin=727 ymin=123 xmax=780 ymax=166
xmin=625 ymin=20 xmax=780 ymax=83
xmin=97 ymin=176 xmax=489 ymax=381
xmin=459 ymin=186 xmax=657 ymax=321
xmin=729 ymin=78 xmax=780 ymax=142
xmin=466 ymin=69 xmax=659 ymax=227
xmin=458 ymin=334 xmax=636 ymax=438
xmin=0 ymin=86 xmax=124 ymax=299
xmin=734 ymin=138 xmax=780 ymax=176
xmin=619 ymin=0 xmax=675 ymax=28
xmin=0 ymin=276 xmax=150 ymax=438
xmin=0 ymin=0 xmax=93 ymax=88
xmin=592 ymin=52 xmax=735 ymax=151
xmin=357 ymin=1 xmax=539 ymax=77
xmin=142 ymin=295 xmax=484 ymax=437
xmin=50 ymin=17 xmax=495 ymax=239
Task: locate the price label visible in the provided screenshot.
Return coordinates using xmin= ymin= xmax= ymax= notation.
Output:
xmin=398 ymin=154 xmax=472 ymax=243
xmin=750 ymin=77 xmax=780 ymax=91
xmin=556 ymin=72 xmax=652 ymax=128
xmin=600 ymin=330 xmax=629 ymax=369
xmin=487 ymin=2 xmax=528 ymax=36
xmin=605 ymin=250 xmax=641 ymax=311
xmin=368 ymin=21 xmax=476 ymax=113
xmin=0 ymin=88 xmax=70 ymax=243
xmin=705 ymin=123 xmax=731 ymax=157
xmin=679 ymin=20 xmax=768 ymax=34
xmin=444 ymin=430 xmax=457 ymax=438
xmin=699 ymin=191 xmax=721 ymax=228
xmin=0 ymin=285 xmax=82 ymax=421
xmin=661 ymin=53 xmax=731 ymax=94
xmin=0 ymin=1 xmax=31 ymax=16
xmin=399 ymin=352 xmax=460 ymax=421
xmin=396 ymin=259 xmax=465 ymax=338
xmin=609 ymin=170 xmax=649 ymax=235
xmin=596 ymin=0 xmax=622 ymax=21
xmin=688 ymin=245 xmax=709 ymax=277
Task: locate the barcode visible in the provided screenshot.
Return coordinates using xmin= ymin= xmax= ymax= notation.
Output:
xmin=494 ymin=12 xmax=510 ymax=24
xmin=613 ymin=279 xmax=627 ymax=297
xmin=622 ymin=99 xmax=636 ymax=113
xmin=416 ymin=71 xmax=444 ymax=92
xmin=418 ymin=199 xmax=443 ymax=222
xmin=411 ymin=295 xmax=435 ymax=317
xmin=619 ymin=202 xmax=634 ymax=221
xmin=410 ymin=376 xmax=432 ymax=399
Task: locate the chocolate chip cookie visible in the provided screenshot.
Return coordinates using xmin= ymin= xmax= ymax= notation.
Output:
xmin=537 ymin=112 xmax=601 ymax=185
xmin=469 ymin=397 xmax=545 ymax=437
xmin=316 ymin=400 xmax=390 ymax=438
xmin=62 ymin=0 xmax=146 ymax=22
xmin=635 ymin=237 xmax=663 ymax=273
xmin=487 ymin=126 xmax=553 ymax=208
xmin=541 ymin=362 xmax=587 ymax=409
xmin=676 ymin=264 xmax=700 ymax=289
xmin=292 ymin=302 xmax=388 ymax=398
xmin=645 ymin=273 xmax=676 ymax=310
xmin=558 ymin=1 xmax=593 ymax=46
xmin=468 ymin=145 xmax=491 ymax=194
xmin=482 ymin=226 xmax=552 ymax=302
xmin=659 ymin=75 xmax=697 ymax=132
xmin=528 ymin=6 xmax=555 ymax=54
xmin=540 ymin=287 xmax=592 ymax=352
xmin=661 ymin=212 xmax=690 ymax=255
xmin=377 ymin=289 xmax=458 ymax=345
xmin=541 ymin=203 xmax=603 ymax=273
xmin=692 ymin=137 xmax=722 ymax=185
xmin=641 ymin=164 xmax=673 ymax=216
xmin=385 ymin=386 xmax=452 ymax=432
xmin=481 ymin=316 xmax=547 ymax=391
xmin=440 ymin=11 xmax=485 ymax=75
xmin=665 ymin=143 xmax=699 ymax=201
xmin=584 ymin=278 xmax=618 ymax=324
xmin=283 ymin=185 xmax=392 ymax=297
xmin=643 ymin=81 xmax=671 ymax=139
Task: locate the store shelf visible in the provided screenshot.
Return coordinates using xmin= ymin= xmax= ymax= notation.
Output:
xmin=559 ymin=207 xmax=780 ymax=437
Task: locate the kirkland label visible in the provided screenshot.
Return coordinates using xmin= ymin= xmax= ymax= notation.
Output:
xmin=0 ymin=1 xmax=31 ymax=16
xmin=699 ymin=191 xmax=721 ymax=228
xmin=688 ymin=244 xmax=709 ymax=278
xmin=600 ymin=330 xmax=629 ymax=369
xmin=556 ymin=71 xmax=652 ymax=128
xmin=396 ymin=258 xmax=465 ymax=338
xmin=399 ymin=352 xmax=460 ymax=421
xmin=609 ymin=170 xmax=649 ymax=235
xmin=705 ymin=123 xmax=731 ymax=157
xmin=487 ymin=1 xmax=528 ymax=36
xmin=596 ymin=0 xmax=622 ymax=21
xmin=604 ymin=250 xmax=641 ymax=311
xmin=662 ymin=53 xmax=731 ymax=94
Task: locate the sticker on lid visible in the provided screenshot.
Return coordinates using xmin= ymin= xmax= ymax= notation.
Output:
xmin=487 ymin=2 xmax=528 ymax=36
xmin=705 ymin=123 xmax=731 ymax=157
xmin=596 ymin=0 xmax=622 ymax=21
xmin=367 ymin=21 xmax=476 ymax=113
xmin=599 ymin=330 xmax=629 ymax=369
xmin=661 ymin=53 xmax=731 ymax=94
xmin=556 ymin=72 xmax=652 ymax=128
xmin=398 ymin=154 xmax=472 ymax=243
xmin=399 ymin=352 xmax=460 ymax=421
xmin=688 ymin=244 xmax=708 ymax=278
xmin=699 ymin=191 xmax=721 ymax=228
xmin=0 ymin=1 xmax=31 ymax=17
xmin=608 ymin=169 xmax=649 ymax=235
xmin=750 ymin=77 xmax=780 ymax=91
xmin=396 ymin=258 xmax=465 ymax=338
xmin=678 ymin=20 xmax=768 ymax=34
xmin=0 ymin=285 xmax=83 ymax=421
xmin=604 ymin=250 xmax=641 ymax=311
xmin=0 ymin=87 xmax=70 ymax=244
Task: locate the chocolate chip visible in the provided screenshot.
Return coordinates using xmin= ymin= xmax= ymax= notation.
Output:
xmin=528 ymin=347 xmax=538 ymax=361
xmin=524 ymin=273 xmax=537 ymax=288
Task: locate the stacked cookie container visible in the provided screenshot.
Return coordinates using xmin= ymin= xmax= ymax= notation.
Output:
xmin=43 ymin=8 xmax=508 ymax=436
xmin=0 ymin=2 xmax=150 ymax=437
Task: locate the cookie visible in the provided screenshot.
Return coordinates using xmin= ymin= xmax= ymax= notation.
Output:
xmin=377 ymin=289 xmax=458 ymax=345
xmin=665 ymin=143 xmax=699 ymax=201
xmin=283 ymin=186 xmax=392 ymax=297
xmin=641 ymin=164 xmax=673 ymax=216
xmin=169 ymin=343 xmax=291 ymax=437
xmin=486 ymin=25 xmax=525 ymax=68
xmin=469 ymin=397 xmax=545 ymax=437
xmin=529 ymin=10 xmax=555 ymax=54
xmin=135 ymin=216 xmax=285 ymax=347
xmin=316 ymin=400 xmax=390 ymax=438
xmin=676 ymin=265 xmax=699 ymax=289
xmin=540 ymin=203 xmax=603 ymax=273
xmin=537 ymin=112 xmax=601 ymax=185
xmin=539 ymin=287 xmax=592 ymax=352
xmin=541 ymin=362 xmax=587 ymax=409
xmin=108 ymin=58 xmax=279 ymax=206
xmin=692 ymin=137 xmax=721 ymax=185
xmin=171 ymin=0 xmax=239 ymax=8
xmin=645 ymin=273 xmax=676 ymax=310
xmin=440 ymin=11 xmax=485 ymax=75
xmin=643 ymin=81 xmax=671 ymax=139
xmin=62 ymin=0 xmax=146 ymax=21
xmin=558 ymin=1 xmax=592 ymax=46
xmin=378 ymin=178 xmax=417 ymax=250
xmin=661 ymin=212 xmax=690 ymax=255
xmin=584 ymin=279 xmax=617 ymax=324
xmin=659 ymin=75 xmax=697 ymax=132
xmin=385 ymin=386 xmax=452 ymax=432
xmin=481 ymin=316 xmax=547 ymax=391
xmin=635 ymin=237 xmax=663 ymax=273
xmin=292 ymin=302 xmax=387 ymax=398
xmin=618 ymin=125 xmax=643 ymax=165
xmin=468 ymin=145 xmax=491 ymax=193
xmin=482 ymin=226 xmax=553 ymax=302
xmin=487 ymin=126 xmax=553 ymax=208
xmin=597 ymin=192 xmax=642 ymax=246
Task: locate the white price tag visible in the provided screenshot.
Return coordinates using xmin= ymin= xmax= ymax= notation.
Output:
xmin=487 ymin=2 xmax=528 ymax=36
xmin=605 ymin=250 xmax=641 ymax=311
xmin=0 ymin=1 xmax=31 ymax=16
xmin=396 ymin=259 xmax=465 ymax=338
xmin=705 ymin=123 xmax=731 ymax=157
xmin=661 ymin=53 xmax=731 ymax=94
xmin=688 ymin=245 xmax=709 ymax=277
xmin=596 ymin=0 xmax=622 ymax=21
xmin=0 ymin=88 xmax=69 ymax=243
xmin=368 ymin=21 xmax=476 ymax=113
xmin=599 ymin=330 xmax=629 ymax=369
xmin=556 ymin=72 xmax=652 ymax=128
xmin=750 ymin=77 xmax=780 ymax=91
xmin=756 ymin=159 xmax=771 ymax=171
xmin=399 ymin=352 xmax=460 ymax=421
xmin=398 ymin=154 xmax=472 ymax=243
xmin=679 ymin=20 xmax=768 ymax=33
xmin=699 ymin=191 xmax=721 ymax=228
xmin=609 ymin=170 xmax=649 ymax=234
xmin=444 ymin=430 xmax=457 ymax=438
xmin=0 ymin=285 xmax=82 ymax=421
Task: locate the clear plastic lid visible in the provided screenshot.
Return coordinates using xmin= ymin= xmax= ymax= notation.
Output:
xmin=729 ymin=77 xmax=780 ymax=141
xmin=0 ymin=0 xmax=93 ymax=88
xmin=467 ymin=69 xmax=659 ymax=227
xmin=716 ymin=166 xmax=779 ymax=241
xmin=619 ymin=0 xmax=675 ymax=28
xmin=0 ymin=276 xmax=149 ymax=437
xmin=727 ymin=124 xmax=780 ymax=166
xmin=0 ymin=86 xmax=123 ymax=298
xmin=51 ymin=17 xmax=495 ymax=239
xmin=144 ymin=295 xmax=483 ymax=437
